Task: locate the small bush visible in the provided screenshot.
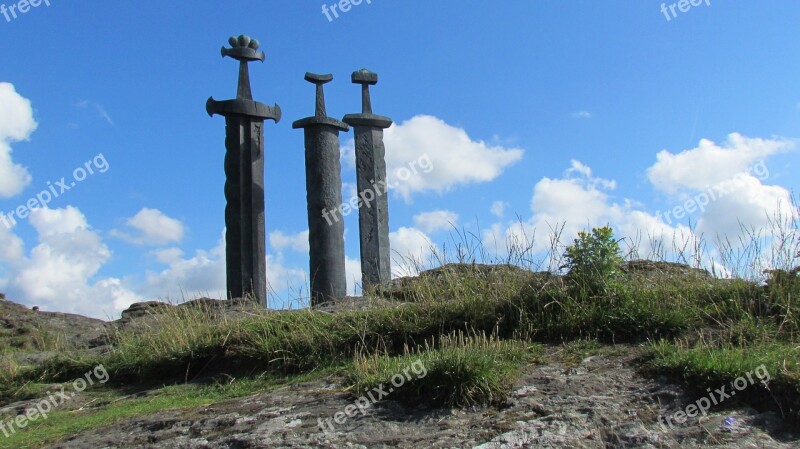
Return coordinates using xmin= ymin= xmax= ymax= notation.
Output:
xmin=563 ymin=226 xmax=623 ymax=295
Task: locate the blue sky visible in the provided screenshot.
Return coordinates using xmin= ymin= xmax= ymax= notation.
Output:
xmin=1 ymin=1 xmax=798 ymax=319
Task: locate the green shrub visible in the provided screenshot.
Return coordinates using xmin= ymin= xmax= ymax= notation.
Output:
xmin=563 ymin=226 xmax=623 ymax=295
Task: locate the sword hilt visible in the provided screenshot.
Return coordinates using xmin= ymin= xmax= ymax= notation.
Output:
xmin=304 ymin=73 xmax=334 ymax=118
xmin=352 ymin=69 xmax=378 ymax=114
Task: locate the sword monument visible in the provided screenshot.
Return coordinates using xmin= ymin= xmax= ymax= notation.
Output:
xmin=206 ymin=35 xmax=281 ymax=306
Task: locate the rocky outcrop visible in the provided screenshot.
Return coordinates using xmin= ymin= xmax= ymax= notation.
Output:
xmin=40 ymin=346 xmax=797 ymax=449
xmin=620 ymin=260 xmax=713 ymax=279
xmin=2 ymin=264 xmax=798 ymax=448
xmin=0 ymin=298 xmax=108 ymax=350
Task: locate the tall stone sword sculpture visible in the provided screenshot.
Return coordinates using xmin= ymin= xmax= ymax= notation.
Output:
xmin=293 ymin=73 xmax=348 ymax=306
xmin=343 ymin=69 xmax=393 ymax=288
xmin=206 ymin=35 xmax=281 ymax=306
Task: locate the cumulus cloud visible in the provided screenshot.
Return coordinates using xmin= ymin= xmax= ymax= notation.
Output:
xmin=143 ymin=239 xmax=226 ymax=301
xmin=0 ymin=207 xmax=315 ymax=316
xmin=6 ymin=206 xmax=143 ymax=318
xmin=0 ymin=220 xmax=24 ymax=262
xmin=342 ymin=115 xmax=523 ymax=202
xmin=485 ymin=162 xmax=698 ymax=269
xmin=484 ymin=137 xmax=797 ymax=276
xmin=0 ymin=83 xmax=36 ymax=197
xmin=141 ymin=230 xmax=306 ymax=308
xmin=695 ymin=174 xmax=794 ymax=240
xmin=111 ymin=208 xmax=185 ymax=246
xmin=413 ymin=210 xmax=458 ymax=234
xmin=151 ymin=247 xmax=184 ymax=264
xmin=647 ymin=133 xmax=794 ymax=195
xmin=390 ymin=227 xmax=434 ymax=277
xmin=646 ymin=135 xmax=796 ymax=249
xmin=530 ymin=160 xmax=617 ymax=230
xmin=265 ymin=253 xmax=309 ymax=307
xmin=269 ymin=230 xmax=310 ymax=253
xmin=343 ymin=115 xmax=523 ymax=202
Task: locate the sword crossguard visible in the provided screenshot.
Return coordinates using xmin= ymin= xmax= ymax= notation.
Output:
xmin=343 ymin=69 xmax=392 ymax=129
xmin=207 ymin=35 xmax=281 ymax=124
xmin=206 ymin=97 xmax=281 ymax=123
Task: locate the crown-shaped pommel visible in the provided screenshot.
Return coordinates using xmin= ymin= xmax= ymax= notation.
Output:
xmin=221 ymin=35 xmax=265 ymax=62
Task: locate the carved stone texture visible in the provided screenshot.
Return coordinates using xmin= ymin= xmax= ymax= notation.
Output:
xmin=293 ymin=73 xmax=349 ymax=306
xmin=343 ymin=69 xmax=392 ymax=288
xmin=207 ymin=35 xmax=280 ymax=307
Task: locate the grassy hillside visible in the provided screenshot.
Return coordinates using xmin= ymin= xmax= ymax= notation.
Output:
xmin=0 ymin=220 xmax=797 ymax=448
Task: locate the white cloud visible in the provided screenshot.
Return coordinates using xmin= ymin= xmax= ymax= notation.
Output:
xmin=379 ymin=115 xmax=524 ymax=202
xmin=571 ymin=110 xmax=592 ymax=119
xmin=0 ymin=217 xmax=24 ymax=262
xmin=265 ymin=253 xmax=308 ymax=307
xmin=151 ymin=247 xmax=184 ymax=264
xmin=141 ymin=230 xmax=307 ymax=308
xmin=490 ymin=201 xmax=509 ymax=218
xmin=413 ymin=210 xmax=458 ymax=233
xmin=564 ymin=160 xmax=616 ymax=190
xmin=530 ymin=162 xmax=615 ymax=230
xmin=390 ymin=227 xmax=434 ymax=277
xmin=269 ymin=230 xmax=310 ymax=253
xmin=95 ymin=104 xmax=114 ymax=125
xmin=29 ymin=205 xmax=88 ymax=236
xmin=484 ymin=141 xmax=797 ymax=276
xmin=644 ymin=135 xmax=797 ymax=255
xmin=142 ymin=235 xmax=226 ymax=300
xmin=75 ymin=99 xmax=114 ymax=125
xmin=695 ymin=174 xmax=795 ymax=240
xmin=342 ymin=181 xmax=358 ymax=204
xmin=0 ymin=209 xmax=315 ymax=317
xmin=0 ymin=83 xmax=36 ymax=198
xmin=112 ymin=208 xmax=185 ymax=246
xmin=486 ymin=163 xmax=699 ymax=269
xmin=344 ymin=256 xmax=363 ymax=296
xmin=17 ymin=207 xmax=109 ymax=298
xmin=647 ymin=133 xmax=794 ymax=195
xmin=5 ymin=207 xmax=144 ymax=318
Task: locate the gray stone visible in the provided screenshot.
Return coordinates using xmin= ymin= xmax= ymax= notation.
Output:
xmin=293 ymin=73 xmax=349 ymax=306
xmin=206 ymin=35 xmax=281 ymax=307
xmin=343 ymin=69 xmax=393 ymax=288
xmin=29 ymin=344 xmax=800 ymax=448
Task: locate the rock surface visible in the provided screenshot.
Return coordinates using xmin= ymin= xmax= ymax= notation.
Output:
xmin=40 ymin=346 xmax=797 ymax=449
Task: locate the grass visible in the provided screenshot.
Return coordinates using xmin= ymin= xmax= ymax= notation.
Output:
xmin=0 ymin=203 xmax=797 ymax=446
xmin=347 ymin=332 xmax=540 ymax=407
xmin=0 ymin=371 xmax=333 ymax=449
